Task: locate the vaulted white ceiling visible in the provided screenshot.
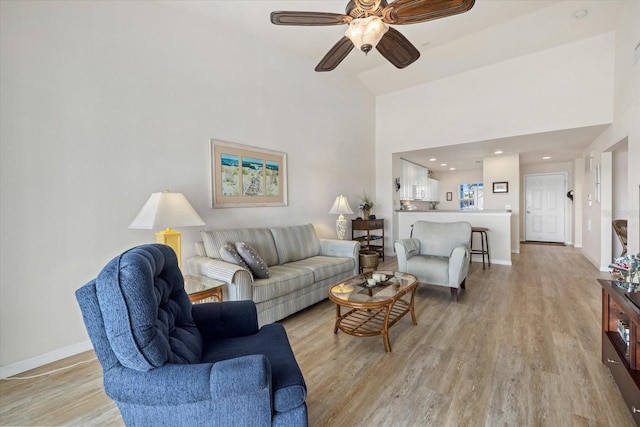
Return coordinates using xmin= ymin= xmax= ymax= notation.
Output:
xmin=170 ymin=1 xmax=625 ymax=170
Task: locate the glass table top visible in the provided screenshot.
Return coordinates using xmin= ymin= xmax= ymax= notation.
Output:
xmin=330 ymin=271 xmax=417 ymax=304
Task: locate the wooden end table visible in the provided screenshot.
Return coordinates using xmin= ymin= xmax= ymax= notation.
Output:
xmin=328 ymin=271 xmax=418 ymax=352
xmin=184 ymin=275 xmax=225 ymax=303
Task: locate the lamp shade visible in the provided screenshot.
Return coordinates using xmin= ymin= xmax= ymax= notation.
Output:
xmin=129 ymin=191 xmax=205 ymax=230
xmin=328 ymin=195 xmax=354 ymax=215
xmin=344 ymin=16 xmax=389 ymax=53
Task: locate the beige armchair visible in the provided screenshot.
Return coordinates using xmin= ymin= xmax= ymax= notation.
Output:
xmin=394 ymin=221 xmax=471 ymax=301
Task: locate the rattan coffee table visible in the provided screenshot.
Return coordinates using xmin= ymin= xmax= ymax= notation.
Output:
xmin=328 ymin=271 xmax=418 ymax=352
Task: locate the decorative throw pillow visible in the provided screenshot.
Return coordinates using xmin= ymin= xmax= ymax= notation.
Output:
xmin=219 ymin=242 xmax=251 ymax=273
xmin=235 ymin=242 xmax=270 ymax=279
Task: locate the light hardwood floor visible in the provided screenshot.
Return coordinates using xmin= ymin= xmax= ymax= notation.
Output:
xmin=0 ymin=244 xmax=635 ymax=426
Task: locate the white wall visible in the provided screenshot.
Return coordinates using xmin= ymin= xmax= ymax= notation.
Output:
xmin=431 ymin=169 xmax=483 ymax=211
xmin=580 ymin=0 xmax=640 ymax=268
xmin=483 ymin=154 xmax=519 ymax=253
xmin=0 ymin=1 xmax=375 ymax=372
xmin=376 ymin=33 xmax=615 ymax=251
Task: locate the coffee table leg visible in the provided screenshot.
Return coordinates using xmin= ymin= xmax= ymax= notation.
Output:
xmin=409 ymin=286 xmax=418 ymax=325
xmin=382 ymin=305 xmax=392 ymax=352
xmin=334 ymin=304 xmax=341 ymax=334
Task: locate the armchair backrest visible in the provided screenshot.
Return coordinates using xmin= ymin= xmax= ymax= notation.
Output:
xmin=76 ymin=244 xmax=203 ymax=372
xmin=412 ymin=221 xmax=471 ymax=257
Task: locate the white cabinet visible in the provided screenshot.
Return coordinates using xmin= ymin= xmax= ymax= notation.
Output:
xmin=424 ymin=178 xmax=440 ymax=201
xmin=400 ymin=160 xmax=439 ymax=201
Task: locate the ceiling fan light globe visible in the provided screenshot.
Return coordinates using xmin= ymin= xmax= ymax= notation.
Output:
xmin=344 ymin=16 xmax=389 ymax=53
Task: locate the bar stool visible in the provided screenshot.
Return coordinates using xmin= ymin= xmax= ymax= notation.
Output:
xmin=471 ymin=226 xmax=490 ymax=269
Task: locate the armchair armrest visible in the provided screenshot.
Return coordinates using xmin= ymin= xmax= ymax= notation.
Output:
xmin=394 ymin=239 xmax=420 ymax=271
xmin=192 ymin=300 xmax=259 ymax=341
xmin=448 ymin=245 xmax=470 ymax=287
xmin=186 ymin=256 xmax=253 ymax=300
xmin=104 ymin=355 xmax=270 ymax=405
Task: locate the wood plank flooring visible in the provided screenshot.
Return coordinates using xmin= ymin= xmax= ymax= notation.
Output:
xmin=1 ymin=244 xmax=635 ymax=426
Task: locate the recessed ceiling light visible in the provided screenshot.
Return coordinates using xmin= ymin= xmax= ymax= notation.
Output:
xmin=440 ymin=163 xmax=447 ymax=167
xmin=543 ymin=156 xmax=551 ymax=160
xmin=573 ymin=8 xmax=588 ymax=19
xmin=494 ymin=150 xmax=503 ymax=155
xmin=449 ymin=167 xmax=456 ymax=171
xmin=429 ymin=158 xmax=437 ymax=161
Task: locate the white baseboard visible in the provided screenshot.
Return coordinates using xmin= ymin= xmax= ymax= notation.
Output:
xmin=0 ymin=340 xmax=93 ymax=379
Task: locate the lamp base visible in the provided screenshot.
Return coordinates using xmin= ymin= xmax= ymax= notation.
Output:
xmin=156 ymin=228 xmax=182 ymax=269
xmin=336 ymin=217 xmax=347 ymax=240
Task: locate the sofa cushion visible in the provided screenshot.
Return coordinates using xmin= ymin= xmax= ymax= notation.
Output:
xmin=201 ymin=228 xmax=279 ymax=266
xmin=96 ymin=244 xmax=202 ymax=371
xmin=219 ymin=242 xmax=251 ymax=273
xmin=251 ymin=265 xmax=314 ymax=303
xmin=269 ymin=224 xmax=321 ymax=264
xmin=236 ymin=242 xmax=270 ymax=279
xmin=285 ymin=256 xmax=354 ymax=282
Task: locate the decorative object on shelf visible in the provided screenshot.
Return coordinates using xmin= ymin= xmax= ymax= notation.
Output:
xmin=609 ymin=254 xmax=639 ymax=284
xmin=492 ymin=181 xmax=508 ymax=193
xmin=429 ymin=201 xmax=439 ymax=210
xmin=329 ymin=194 xmax=354 ymax=240
xmin=129 ymin=191 xmax=205 ymax=269
xmin=210 ymin=139 xmax=287 ymax=208
xmin=358 ymin=192 xmax=374 ymax=219
xmin=446 ymin=192 xmax=453 ymax=201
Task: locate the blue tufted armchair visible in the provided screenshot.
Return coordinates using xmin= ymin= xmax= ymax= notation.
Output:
xmin=75 ymin=244 xmax=307 ymax=426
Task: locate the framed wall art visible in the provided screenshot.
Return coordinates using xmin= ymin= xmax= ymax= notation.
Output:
xmin=446 ymin=192 xmax=453 ymax=201
xmin=210 ymin=139 xmax=288 ymax=208
xmin=492 ymin=182 xmax=508 ymax=193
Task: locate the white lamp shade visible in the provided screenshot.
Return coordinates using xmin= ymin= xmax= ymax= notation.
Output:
xmin=344 ymin=16 xmax=389 ymax=52
xmin=328 ymin=195 xmax=354 ymax=215
xmin=129 ymin=192 xmax=205 ymax=230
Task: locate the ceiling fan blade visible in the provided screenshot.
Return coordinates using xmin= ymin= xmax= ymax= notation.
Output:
xmin=382 ymin=0 xmax=475 ymax=25
xmin=271 ymin=11 xmax=352 ymax=26
xmin=376 ymin=27 xmax=420 ymax=69
xmin=315 ymin=37 xmax=355 ymax=72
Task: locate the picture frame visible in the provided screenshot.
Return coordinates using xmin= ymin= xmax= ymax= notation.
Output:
xmin=446 ymin=192 xmax=453 ymax=201
xmin=210 ymin=139 xmax=288 ymax=208
xmin=493 ymin=182 xmax=508 ymax=193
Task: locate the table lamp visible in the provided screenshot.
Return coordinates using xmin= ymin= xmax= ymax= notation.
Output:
xmin=328 ymin=195 xmax=354 ymax=240
xmin=129 ymin=191 xmax=205 ymax=269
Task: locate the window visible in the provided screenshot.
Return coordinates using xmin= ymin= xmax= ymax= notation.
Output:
xmin=459 ymin=183 xmax=483 ymax=210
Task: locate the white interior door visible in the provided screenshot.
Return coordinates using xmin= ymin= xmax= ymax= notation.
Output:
xmin=524 ymin=173 xmax=566 ymax=243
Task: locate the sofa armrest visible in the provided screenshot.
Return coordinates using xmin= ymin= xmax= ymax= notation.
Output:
xmin=104 ymin=355 xmax=270 ymax=405
xmin=448 ymin=245 xmax=470 ymax=287
xmin=319 ymin=238 xmax=360 ymax=258
xmin=394 ymin=239 xmax=420 ymax=272
xmin=192 ymin=300 xmax=259 ymax=340
xmin=319 ymin=239 xmax=360 ymax=276
xmin=186 ymin=256 xmax=253 ymax=300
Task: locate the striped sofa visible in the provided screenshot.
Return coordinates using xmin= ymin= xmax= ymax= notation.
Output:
xmin=187 ymin=224 xmax=360 ymax=326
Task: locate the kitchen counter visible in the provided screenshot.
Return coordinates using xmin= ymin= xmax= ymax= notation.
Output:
xmin=395 ymin=210 xmax=512 ymax=265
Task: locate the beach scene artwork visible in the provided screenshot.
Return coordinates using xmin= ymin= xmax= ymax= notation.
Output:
xmin=212 ymin=140 xmax=287 ymax=207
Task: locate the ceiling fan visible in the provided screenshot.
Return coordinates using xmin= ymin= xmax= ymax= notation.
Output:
xmin=271 ymin=0 xmax=476 ymax=72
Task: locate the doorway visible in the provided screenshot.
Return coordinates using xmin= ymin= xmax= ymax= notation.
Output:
xmin=524 ymin=173 xmax=567 ymax=243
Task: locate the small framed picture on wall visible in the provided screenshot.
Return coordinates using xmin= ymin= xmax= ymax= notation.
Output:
xmin=446 ymin=192 xmax=453 ymax=201
xmin=493 ymin=182 xmax=508 ymax=193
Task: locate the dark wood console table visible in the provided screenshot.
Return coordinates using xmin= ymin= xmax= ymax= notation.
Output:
xmin=598 ymin=279 xmax=640 ymax=424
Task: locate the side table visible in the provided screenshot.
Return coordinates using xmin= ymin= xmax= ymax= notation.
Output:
xmin=184 ymin=275 xmax=225 ymax=303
